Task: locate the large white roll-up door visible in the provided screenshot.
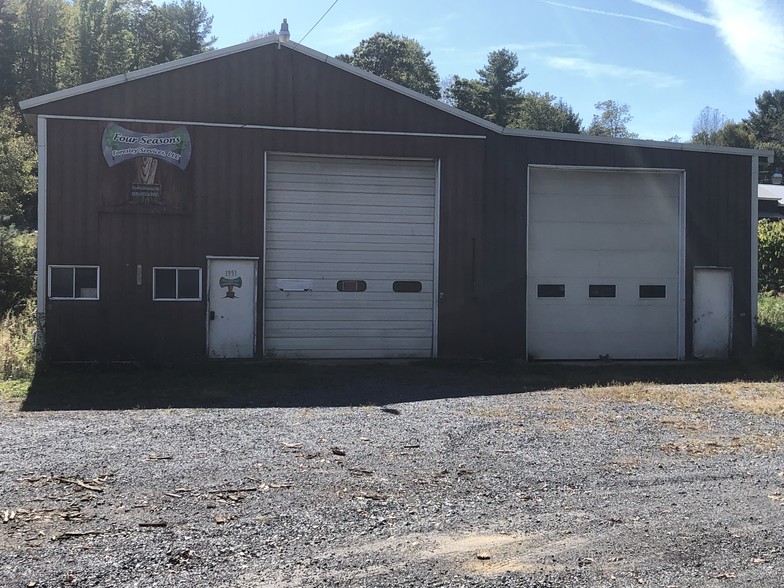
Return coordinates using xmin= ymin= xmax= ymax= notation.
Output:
xmin=264 ymin=154 xmax=437 ymax=359
xmin=527 ymin=167 xmax=682 ymax=360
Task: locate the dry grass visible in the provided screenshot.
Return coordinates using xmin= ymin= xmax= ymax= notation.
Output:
xmin=0 ymin=298 xmax=36 ymax=385
xmin=660 ymin=433 xmax=783 ymax=456
xmin=585 ymin=380 xmax=784 ymax=417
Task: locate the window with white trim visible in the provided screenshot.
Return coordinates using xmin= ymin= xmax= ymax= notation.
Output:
xmin=153 ymin=267 xmax=202 ymax=300
xmin=48 ymin=266 xmax=100 ymax=300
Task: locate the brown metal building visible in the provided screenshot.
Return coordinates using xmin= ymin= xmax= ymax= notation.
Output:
xmin=19 ymin=36 xmax=772 ymax=362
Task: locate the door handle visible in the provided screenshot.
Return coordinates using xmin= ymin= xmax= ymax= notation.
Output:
xmin=209 ymin=311 xmax=215 ymax=320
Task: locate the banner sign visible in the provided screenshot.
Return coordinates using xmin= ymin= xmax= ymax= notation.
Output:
xmin=102 ymin=123 xmax=192 ymax=170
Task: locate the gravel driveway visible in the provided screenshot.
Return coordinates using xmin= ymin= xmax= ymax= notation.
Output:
xmin=1 ymin=363 xmax=783 ymax=587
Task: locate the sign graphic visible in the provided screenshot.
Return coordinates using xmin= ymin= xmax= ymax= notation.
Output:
xmin=219 ymin=276 xmax=242 ymax=298
xmin=102 ymin=123 xmax=192 ymax=170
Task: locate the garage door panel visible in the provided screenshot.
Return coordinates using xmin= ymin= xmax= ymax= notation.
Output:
xmin=528 ymin=252 xmax=678 ymax=279
xmin=267 ymin=307 xmax=432 ymax=322
xmin=265 ymin=154 xmax=436 ymax=359
xmin=266 ymin=284 xmax=433 ymax=304
xmin=528 ymin=304 xmax=677 ymax=334
xmin=268 ymin=177 xmax=435 ymax=193
xmin=267 ymin=249 xmax=435 ymax=265
xmin=528 ymin=168 xmax=680 ymax=360
xmin=269 ymin=201 xmax=434 ymax=217
xmin=532 ymin=169 xmax=679 ymax=198
xmin=267 ymin=219 xmax=434 ymax=237
xmin=528 ymin=332 xmax=676 ymax=360
xmin=530 ymin=192 xmax=678 ymax=224
xmin=269 ymin=210 xmax=434 ymax=225
xmin=265 ymin=297 xmax=433 ymax=311
xmin=528 ymin=222 xmax=678 ymax=252
xmin=266 ymin=192 xmax=434 ymax=208
xmin=269 ymin=156 xmax=435 ymax=175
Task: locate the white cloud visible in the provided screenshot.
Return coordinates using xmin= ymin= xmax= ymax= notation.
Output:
xmin=544 ymin=56 xmax=683 ymax=89
xmin=631 ymin=0 xmax=717 ymax=26
xmin=541 ymin=0 xmax=684 ymax=29
xmin=707 ymin=0 xmax=784 ymax=86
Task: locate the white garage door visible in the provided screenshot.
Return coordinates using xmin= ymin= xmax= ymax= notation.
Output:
xmin=527 ymin=167 xmax=682 ymax=360
xmin=264 ymin=154 xmax=437 ymax=359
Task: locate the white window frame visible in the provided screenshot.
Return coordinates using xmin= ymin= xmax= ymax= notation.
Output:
xmin=48 ymin=265 xmax=100 ymax=300
xmin=152 ymin=267 xmax=202 ymax=301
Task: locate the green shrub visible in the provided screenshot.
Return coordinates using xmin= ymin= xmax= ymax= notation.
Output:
xmin=0 ymin=297 xmax=36 ymax=381
xmin=758 ymin=219 xmax=784 ymax=293
xmin=757 ymin=292 xmax=784 ymax=366
xmin=0 ymin=225 xmax=36 ymax=315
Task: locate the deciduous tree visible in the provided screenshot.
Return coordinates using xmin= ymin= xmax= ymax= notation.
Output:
xmin=691 ymin=106 xmax=727 ymax=145
xmin=516 ymin=91 xmax=581 ymax=133
xmin=586 ymin=100 xmax=638 ymax=139
xmin=0 ymin=102 xmax=36 ymax=228
xmin=337 ymin=32 xmax=440 ymax=99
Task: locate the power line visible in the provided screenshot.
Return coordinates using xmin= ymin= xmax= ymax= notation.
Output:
xmin=294 ymin=0 xmax=339 ymax=48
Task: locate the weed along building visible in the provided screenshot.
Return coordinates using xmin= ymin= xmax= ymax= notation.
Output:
xmin=20 ymin=35 xmax=772 ymax=363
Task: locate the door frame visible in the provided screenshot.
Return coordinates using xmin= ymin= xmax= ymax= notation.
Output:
xmin=525 ymin=165 xmax=686 ymax=360
xmin=205 ymin=255 xmax=260 ymax=358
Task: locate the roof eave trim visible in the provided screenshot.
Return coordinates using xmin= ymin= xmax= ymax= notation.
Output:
xmin=501 ymin=127 xmax=774 ymax=160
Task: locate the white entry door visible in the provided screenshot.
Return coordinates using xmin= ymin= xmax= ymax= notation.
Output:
xmin=207 ymin=257 xmax=258 ymax=358
xmin=693 ymin=267 xmax=732 ymax=359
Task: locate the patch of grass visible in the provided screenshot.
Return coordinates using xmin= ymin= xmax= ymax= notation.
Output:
xmin=587 ymin=379 xmax=784 ymax=418
xmin=586 ymin=381 xmax=708 ymax=411
xmin=660 ymin=433 xmax=783 ymax=456
xmin=757 ymin=292 xmax=784 ymax=367
xmin=0 ymin=297 xmax=36 ymax=384
xmin=0 ymin=378 xmax=30 ymax=400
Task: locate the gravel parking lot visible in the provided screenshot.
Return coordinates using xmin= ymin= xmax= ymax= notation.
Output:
xmin=1 ymin=363 xmax=783 ymax=587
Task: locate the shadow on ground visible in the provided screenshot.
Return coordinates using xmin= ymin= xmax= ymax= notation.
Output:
xmin=18 ymin=359 xmax=782 ymax=411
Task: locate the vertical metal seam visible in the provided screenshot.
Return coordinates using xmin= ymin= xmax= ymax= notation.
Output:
xmin=751 ymin=156 xmax=759 ymax=345
xmin=36 ymin=116 xmax=48 ymax=356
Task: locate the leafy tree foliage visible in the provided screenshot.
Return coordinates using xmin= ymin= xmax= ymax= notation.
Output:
xmin=445 ymin=48 xmax=527 ymax=127
xmin=0 ymin=102 xmax=36 ymax=228
xmin=0 ymin=225 xmax=35 ymax=315
xmin=13 ymin=0 xmax=72 ymax=98
xmin=758 ymin=219 xmax=784 ymax=293
xmin=744 ymin=90 xmax=784 ymax=182
xmin=336 ymin=32 xmax=440 ymax=99
xmin=714 ymin=121 xmax=754 ymax=149
xmin=516 ymin=91 xmax=581 ymax=133
xmin=0 ymin=0 xmax=17 ymax=100
xmin=745 ymin=90 xmax=784 ymax=144
xmin=587 ymin=100 xmax=638 ymax=139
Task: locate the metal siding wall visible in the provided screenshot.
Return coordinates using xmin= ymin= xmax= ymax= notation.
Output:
xmin=32 ymin=47 xmax=756 ymax=361
xmin=480 ymin=135 xmax=754 ymax=360
xmin=41 ymin=116 xmax=486 ymax=361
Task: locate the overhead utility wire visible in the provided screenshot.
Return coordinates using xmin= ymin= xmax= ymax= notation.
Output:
xmin=294 ymin=0 xmax=340 ymax=47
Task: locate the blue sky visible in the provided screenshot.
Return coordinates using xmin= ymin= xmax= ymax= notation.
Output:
xmin=197 ymin=0 xmax=784 ymax=141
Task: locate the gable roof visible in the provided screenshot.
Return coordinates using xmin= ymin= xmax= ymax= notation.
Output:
xmin=19 ymin=35 xmax=773 ymax=161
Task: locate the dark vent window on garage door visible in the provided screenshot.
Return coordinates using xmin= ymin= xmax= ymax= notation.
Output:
xmin=537 ymin=284 xmax=565 ymax=298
